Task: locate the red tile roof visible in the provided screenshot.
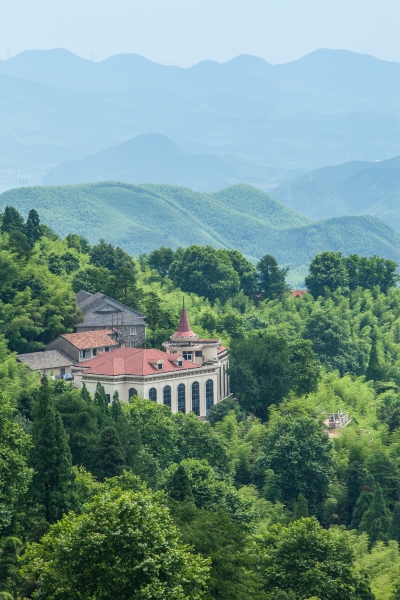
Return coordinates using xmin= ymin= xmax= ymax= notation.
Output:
xmin=217 ymin=345 xmax=228 ymax=354
xmin=290 ymin=290 xmax=308 ymax=298
xmin=75 ymin=347 xmax=201 ymax=376
xmin=172 ymin=307 xmax=197 ymax=338
xmin=62 ymin=330 xmax=118 ymax=350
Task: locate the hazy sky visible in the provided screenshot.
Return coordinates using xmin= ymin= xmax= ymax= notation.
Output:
xmin=0 ymin=0 xmax=399 ymax=66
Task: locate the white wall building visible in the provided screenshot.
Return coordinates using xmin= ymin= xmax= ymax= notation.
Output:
xmin=73 ymin=306 xmax=229 ymax=417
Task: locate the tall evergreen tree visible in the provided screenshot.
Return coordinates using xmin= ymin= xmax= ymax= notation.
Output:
xmin=25 ymin=209 xmax=41 ymax=246
xmin=358 ymin=483 xmax=390 ymax=545
xmin=80 ymin=383 xmax=92 ymax=404
xmin=1 ymin=206 xmax=25 ymax=235
xmin=294 ymin=493 xmax=309 ymax=519
xmin=30 ymin=376 xmax=77 ymax=523
xmin=111 ymin=391 xmax=122 ymax=422
xmin=169 ymin=464 xmax=195 ymax=503
xmin=389 ymin=502 xmax=400 ymax=544
xmin=345 ymin=460 xmax=367 ymax=524
xmin=350 ymin=488 xmax=373 ymax=530
xmin=365 ymin=339 xmax=385 ymax=382
xmin=91 ymin=427 xmax=126 ymax=481
xmin=257 ymin=254 xmax=289 ymax=300
xmin=262 ymin=469 xmax=282 ymax=503
xmin=94 ymin=382 xmax=109 ymax=417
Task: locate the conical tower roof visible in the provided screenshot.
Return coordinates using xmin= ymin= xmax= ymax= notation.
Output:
xmin=172 ymin=305 xmax=197 ymax=339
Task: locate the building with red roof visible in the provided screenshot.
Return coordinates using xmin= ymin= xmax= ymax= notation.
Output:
xmin=73 ymin=305 xmax=229 ymax=417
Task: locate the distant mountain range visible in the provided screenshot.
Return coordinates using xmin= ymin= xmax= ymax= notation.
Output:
xmin=0 ymin=48 xmax=399 ymax=185
xmin=42 ymin=133 xmax=281 ymax=191
xmin=2 ymin=182 xmax=400 ymax=286
xmin=273 ymin=155 xmax=400 ymax=233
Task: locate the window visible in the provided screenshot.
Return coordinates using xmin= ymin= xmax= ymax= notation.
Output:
xmin=80 ymin=349 xmax=88 ymax=359
xmin=104 ymin=346 xmax=109 ymax=352
xmin=177 ymin=358 xmax=183 ymax=367
xmin=106 ymin=394 xmax=111 ymax=404
xmin=92 ymin=348 xmax=97 ymax=357
xmin=195 ymin=351 xmax=203 ymax=357
xmin=191 ymin=381 xmax=200 ymax=416
xmin=129 ymin=341 xmax=136 ymax=348
xmin=182 ymin=352 xmax=192 ymax=361
xmin=177 ymin=383 xmax=186 ymax=413
xmin=206 ymin=379 xmax=214 ymax=414
xmin=130 ymin=327 xmax=137 ymax=335
xmin=163 ymin=385 xmax=171 ymax=408
xmin=157 ymin=362 xmax=163 ymax=370
xmin=149 ymin=387 xmax=157 ymax=402
xmin=128 ymin=388 xmax=137 ymax=399
xmin=60 ymin=367 xmax=65 ymax=376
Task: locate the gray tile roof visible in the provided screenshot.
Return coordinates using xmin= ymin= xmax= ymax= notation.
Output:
xmin=76 ymin=291 xmax=147 ymax=328
xmin=16 ymin=350 xmax=75 ymax=370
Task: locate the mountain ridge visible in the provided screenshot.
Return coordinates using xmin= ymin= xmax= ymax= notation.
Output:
xmin=1 ymin=182 xmax=400 ymax=288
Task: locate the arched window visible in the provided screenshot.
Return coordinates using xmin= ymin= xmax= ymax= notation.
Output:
xmin=128 ymin=387 xmax=137 ymax=400
xmin=206 ymin=379 xmax=214 ymax=414
xmin=163 ymin=385 xmax=171 ymax=408
xmin=148 ymin=387 xmax=157 ymax=402
xmin=191 ymin=381 xmax=200 ymax=416
xmin=177 ymin=383 xmax=186 ymax=413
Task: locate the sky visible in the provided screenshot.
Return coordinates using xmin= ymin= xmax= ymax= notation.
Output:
xmin=0 ymin=0 xmax=399 ymax=66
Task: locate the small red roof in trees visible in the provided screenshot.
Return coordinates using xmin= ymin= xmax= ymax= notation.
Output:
xmin=172 ymin=307 xmax=197 ymax=338
xmin=290 ymin=290 xmax=308 ymax=299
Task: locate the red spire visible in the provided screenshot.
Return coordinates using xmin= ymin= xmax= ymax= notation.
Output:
xmin=172 ymin=302 xmax=197 ymax=338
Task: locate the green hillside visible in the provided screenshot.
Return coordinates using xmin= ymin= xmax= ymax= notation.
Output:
xmin=273 ymin=155 xmax=400 ymax=231
xmin=1 ymin=181 xmax=400 ymax=282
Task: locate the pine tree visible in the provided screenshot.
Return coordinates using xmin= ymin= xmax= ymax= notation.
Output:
xmin=111 ymin=391 xmax=122 ymax=421
xmin=358 ymin=483 xmax=390 ymax=545
xmin=91 ymin=427 xmax=126 ymax=481
xmin=365 ymin=339 xmax=384 ymax=382
xmin=389 ymin=502 xmax=400 ymax=543
xmin=350 ymin=489 xmax=373 ymax=529
xmin=94 ymin=382 xmax=109 ymax=413
xmin=257 ymin=254 xmax=289 ymax=300
xmin=169 ymin=464 xmax=195 ymax=503
xmin=25 ymin=209 xmax=41 ymax=246
xmin=30 ymin=376 xmax=77 ymax=523
xmin=262 ymin=469 xmax=282 ymax=503
xmin=345 ymin=460 xmax=367 ymax=524
xmin=80 ymin=383 xmax=92 ymax=403
xmin=294 ymin=493 xmax=309 ymax=519
xmin=1 ymin=206 xmax=25 ymax=235
xmin=0 ymin=537 xmax=22 ymax=595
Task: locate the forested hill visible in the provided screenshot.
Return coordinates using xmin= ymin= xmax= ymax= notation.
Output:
xmin=273 ymin=154 xmax=400 ymax=232
xmin=3 ymin=206 xmax=400 ymax=597
xmin=2 ymin=182 xmax=400 ymax=280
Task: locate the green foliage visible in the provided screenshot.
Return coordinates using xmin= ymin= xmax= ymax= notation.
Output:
xmin=91 ymin=427 xmax=127 ymax=481
xmin=262 ymin=413 xmax=334 ymax=512
xmin=257 ymin=254 xmax=289 ymax=299
xmin=30 ymin=376 xmax=77 ymax=523
xmin=0 ymin=394 xmax=32 ymax=534
xmin=229 ymin=333 xmax=320 ymax=420
xmin=294 ymin=494 xmax=309 ymax=519
xmin=358 ymin=484 xmax=391 ymax=546
xmin=21 ymin=485 xmax=210 ymax=600
xmin=256 ymin=517 xmax=374 ymax=599
xmin=170 ymin=245 xmax=241 ymax=303
xmin=169 ymin=464 xmax=195 ymax=503
xmin=306 ymin=251 xmax=399 ymax=298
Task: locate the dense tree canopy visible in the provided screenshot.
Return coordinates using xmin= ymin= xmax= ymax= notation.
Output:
xmin=1 ymin=206 xmax=400 ymax=597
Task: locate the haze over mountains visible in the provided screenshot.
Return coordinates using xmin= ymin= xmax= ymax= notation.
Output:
xmin=42 ymin=134 xmax=280 ymax=191
xmin=273 ymin=155 xmax=400 ymax=233
xmin=1 ymin=48 xmax=399 ymax=191
xmin=2 ymin=182 xmax=400 ymax=286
